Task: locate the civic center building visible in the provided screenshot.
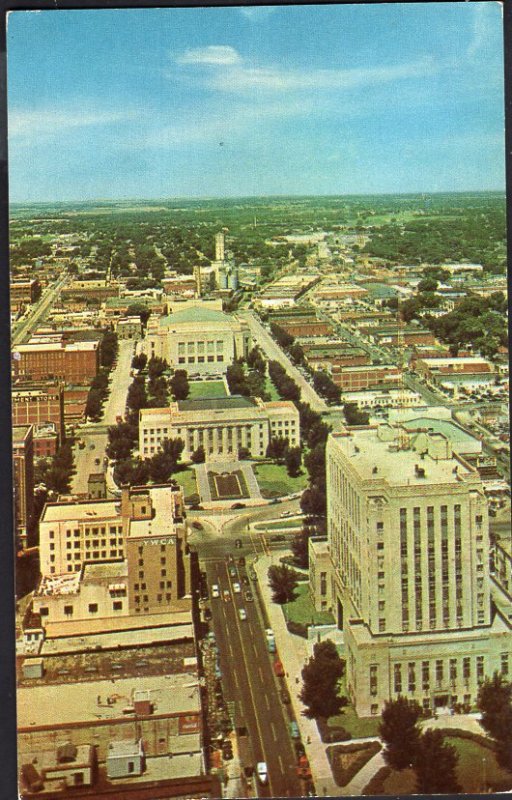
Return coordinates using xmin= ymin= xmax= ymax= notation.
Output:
xmin=315 ymin=423 xmax=512 ymax=716
xmin=144 ymin=305 xmax=251 ymax=375
xmin=139 ymin=396 xmax=300 ymax=461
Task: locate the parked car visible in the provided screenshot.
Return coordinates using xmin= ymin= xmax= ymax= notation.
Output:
xmin=289 ymin=721 xmax=300 ymax=739
xmin=244 ymin=591 xmax=254 ymax=602
xmin=233 ymin=582 xmax=241 ymax=594
xmin=235 ymin=538 xmax=242 ymax=548
xmin=239 ymin=608 xmax=247 ymax=621
xmin=231 ymin=502 xmax=246 ymax=510
xmin=229 ymin=566 xmax=237 ymax=578
xmin=238 ymin=556 xmax=246 ymax=566
xmin=211 ymin=584 xmax=220 ymax=599
xmin=274 ymin=659 xmax=285 ymax=677
xmin=281 ymin=689 xmax=291 ymax=704
xmin=192 ymin=521 xmax=203 ymax=530
xmin=256 ymin=762 xmax=268 ymax=785
xmin=223 ymin=589 xmax=231 ymax=602
xmin=270 ymin=534 xmax=286 ymax=543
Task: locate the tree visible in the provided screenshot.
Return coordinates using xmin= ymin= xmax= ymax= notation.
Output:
xmin=304 ymin=445 xmax=326 ymax=486
xmin=300 ymin=640 xmax=345 ymax=719
xmin=226 ymin=363 xmax=250 ymax=397
xmin=170 ymin=369 xmax=189 ymax=400
xmin=100 ymin=330 xmax=118 ymax=369
xmin=285 ymin=446 xmax=302 ymax=477
xmin=414 ymin=730 xmax=460 ymax=794
xmin=127 ymin=303 xmax=151 ymax=326
xmin=147 ymin=356 xmax=168 ymax=380
xmin=266 ymin=436 xmax=289 ymax=463
xmin=477 ymin=672 xmax=512 ymax=769
xmin=300 ymin=486 xmax=326 ymax=517
xmin=131 ymin=353 xmax=147 ymax=371
xmin=417 ymin=277 xmax=438 ymax=293
xmin=191 ymin=445 xmax=206 ymax=464
xmin=267 ymin=564 xmax=298 ymax=604
xmin=291 ymin=525 xmax=315 ymax=568
xmin=379 ymin=697 xmax=422 ymax=771
xmin=343 ymin=403 xmax=370 ymax=426
xmin=126 ymin=376 xmax=147 ymax=413
xmin=85 ymin=388 xmax=103 ymax=420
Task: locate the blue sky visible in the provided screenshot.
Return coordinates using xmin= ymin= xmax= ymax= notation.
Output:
xmin=7 ymin=2 xmax=505 ymax=202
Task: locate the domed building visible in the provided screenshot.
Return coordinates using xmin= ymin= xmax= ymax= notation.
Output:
xmin=145 ymin=304 xmax=251 ymax=375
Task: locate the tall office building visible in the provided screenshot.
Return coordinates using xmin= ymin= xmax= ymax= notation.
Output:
xmin=13 ymin=424 xmax=34 ymax=547
xmin=322 ymin=424 xmax=512 ymax=716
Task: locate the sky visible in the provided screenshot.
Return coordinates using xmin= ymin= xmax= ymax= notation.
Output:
xmin=6 ymin=2 xmax=506 ymax=202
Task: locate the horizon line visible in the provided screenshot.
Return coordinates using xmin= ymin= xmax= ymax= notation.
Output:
xmin=9 ymin=188 xmax=507 ymax=206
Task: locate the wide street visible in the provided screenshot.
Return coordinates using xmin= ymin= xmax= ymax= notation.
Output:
xmin=238 ymin=310 xmax=327 ymax=413
xmin=12 ymin=272 xmax=70 ymax=345
xmin=203 ymin=551 xmax=304 ymax=797
xmin=70 ymin=338 xmax=135 ymax=494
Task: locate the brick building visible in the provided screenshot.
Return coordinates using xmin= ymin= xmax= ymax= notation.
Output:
xmin=13 ymin=339 xmax=100 ymax=384
xmin=10 ymin=278 xmax=41 ymax=312
xmin=13 ymin=424 xmax=34 ymax=546
xmin=332 ymin=363 xmax=400 ymax=391
xmin=12 ymin=381 xmax=65 ymax=442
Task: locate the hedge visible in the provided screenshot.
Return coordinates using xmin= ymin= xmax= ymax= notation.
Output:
xmin=327 ymin=740 xmax=381 ymax=787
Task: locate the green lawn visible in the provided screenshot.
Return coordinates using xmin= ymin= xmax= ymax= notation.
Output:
xmin=174 ymin=468 xmax=197 ymax=500
xmin=327 ymin=677 xmax=381 ymax=739
xmin=254 ymin=517 xmax=303 ymax=531
xmin=252 ymin=462 xmax=308 ymax=498
xmin=265 ymin=377 xmax=281 ymax=401
xmin=364 ymin=736 xmax=512 ymax=795
xmin=187 ymin=381 xmax=228 ymax=399
xmin=283 ymin=583 xmax=334 ymax=626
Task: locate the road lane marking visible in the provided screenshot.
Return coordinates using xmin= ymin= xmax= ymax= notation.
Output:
xmin=278 ymin=754 xmax=284 ymax=772
xmin=258 ymin=666 xmax=264 ymax=683
xmin=265 ymin=696 xmax=270 ymax=710
xmin=271 ymin=723 xmax=277 ymax=741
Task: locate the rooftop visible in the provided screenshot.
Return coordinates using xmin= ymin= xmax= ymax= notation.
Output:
xmin=160 ymin=306 xmax=228 ymax=325
xmin=402 ymin=417 xmax=480 ymax=449
xmin=178 ymin=395 xmax=256 ymax=412
xmin=329 ymin=427 xmax=476 ymax=488
xmin=17 ymin=672 xmax=201 ymax=729
xmin=12 ymin=424 xmax=32 ymax=443
xmin=42 ymin=498 xmax=120 ymax=523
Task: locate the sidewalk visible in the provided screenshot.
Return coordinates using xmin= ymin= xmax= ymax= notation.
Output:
xmin=253 ymin=554 xmax=340 ymax=797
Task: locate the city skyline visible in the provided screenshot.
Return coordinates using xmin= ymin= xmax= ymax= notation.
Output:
xmin=7 ymin=2 xmax=505 ymax=202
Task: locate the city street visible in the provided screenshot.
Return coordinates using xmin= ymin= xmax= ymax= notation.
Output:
xmin=12 ymin=273 xmax=70 ymax=345
xmin=239 ymin=310 xmax=327 ymax=413
xmin=70 ymin=339 xmax=135 ymax=494
xmin=205 ymin=556 xmax=303 ymax=798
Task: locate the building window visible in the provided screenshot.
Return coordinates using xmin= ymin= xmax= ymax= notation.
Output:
xmin=501 ymin=653 xmax=509 ymax=676
xmin=477 ymin=656 xmax=484 ymax=684
xmin=422 ymin=661 xmax=430 ymax=691
xmin=64 ymin=605 xmax=73 ymax=617
xmin=370 ymin=664 xmax=378 ymax=696
xmin=436 ymin=660 xmax=444 ymax=686
xmin=394 ymin=664 xmax=402 ymax=694
xmin=88 ymin=603 xmax=98 ymax=613
xmin=113 ymin=601 xmax=123 ymax=611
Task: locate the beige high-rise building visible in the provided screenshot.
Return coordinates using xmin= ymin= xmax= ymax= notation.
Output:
xmin=322 ymin=424 xmax=512 ymax=716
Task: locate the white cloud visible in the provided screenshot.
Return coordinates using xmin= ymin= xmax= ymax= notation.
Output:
xmin=176 ymin=45 xmax=242 ymax=66
xmin=207 ymin=57 xmax=437 ymax=94
xmin=238 ymin=7 xmax=276 ymax=21
xmin=9 ymin=109 xmax=134 ymax=137
xmin=467 ymin=3 xmax=496 ymax=58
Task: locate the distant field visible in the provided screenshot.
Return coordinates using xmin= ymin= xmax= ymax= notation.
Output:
xmin=188 ymin=381 xmax=228 ymax=399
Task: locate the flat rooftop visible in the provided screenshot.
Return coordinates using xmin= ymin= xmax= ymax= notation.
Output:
xmin=18 ymin=672 xmax=201 ymax=729
xmin=402 ymin=417 xmax=480 ymax=449
xmin=178 ymin=395 xmax=256 ymax=412
xmin=12 ymin=424 xmax=32 ymax=442
xmin=329 ymin=428 xmax=475 ymax=487
xmin=42 ymin=498 xmax=120 ymax=523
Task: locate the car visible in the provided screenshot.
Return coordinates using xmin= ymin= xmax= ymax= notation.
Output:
xmin=94 ymin=457 xmax=101 ymax=465
xmin=274 ymin=659 xmax=285 ymax=677
xmin=192 ymin=521 xmax=203 ymax=530
xmin=223 ymin=589 xmax=231 ymax=602
xmin=211 ymin=584 xmax=220 ymax=599
xmin=189 ymin=503 xmax=204 ymax=511
xmin=238 ymin=556 xmax=246 ymax=567
xmin=242 ymin=575 xmax=250 ymax=587
xmin=229 ymin=566 xmax=237 ymax=578
xmin=231 ymin=502 xmax=246 ymax=510
xmin=235 ymin=538 xmax=242 ymax=548
xmin=294 ymin=742 xmax=306 ymax=759
xmin=244 ymin=591 xmax=254 ymax=602
xmin=233 ymin=582 xmax=241 ymax=594
xmin=289 ymin=721 xmax=300 ymax=739
xmin=250 ymin=570 xmax=257 ymax=581
xmin=256 ymin=762 xmax=268 ymax=785
xmin=270 ymin=534 xmax=286 ymax=543
xmin=89 ymin=443 xmax=95 ymax=450
xmin=203 ymin=607 xmax=212 ymax=621
xmin=238 ymin=608 xmax=247 ymax=621
xmin=281 ymin=689 xmax=291 ymax=704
